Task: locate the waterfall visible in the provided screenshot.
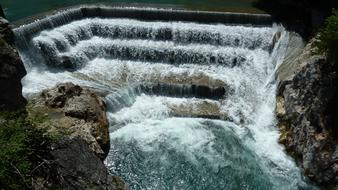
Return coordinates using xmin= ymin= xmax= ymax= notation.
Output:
xmin=14 ymin=6 xmax=272 ymax=47
xmin=15 ymin=6 xmax=316 ymax=190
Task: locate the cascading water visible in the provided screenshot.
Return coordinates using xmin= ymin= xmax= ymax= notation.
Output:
xmin=14 ymin=6 xmax=316 ymax=190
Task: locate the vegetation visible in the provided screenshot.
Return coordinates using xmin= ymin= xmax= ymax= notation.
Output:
xmin=0 ymin=111 xmax=51 ymax=190
xmin=317 ymin=9 xmax=338 ymax=64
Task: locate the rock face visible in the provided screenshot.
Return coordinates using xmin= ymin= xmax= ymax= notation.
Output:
xmin=28 ymin=83 xmax=126 ymax=190
xmin=33 ymin=137 xmax=126 ymax=190
xmin=28 ymin=82 xmax=110 ymax=159
xmin=52 ymin=137 xmax=126 ymax=190
xmin=0 ymin=15 xmax=27 ymax=110
xmin=276 ymin=36 xmax=338 ymax=188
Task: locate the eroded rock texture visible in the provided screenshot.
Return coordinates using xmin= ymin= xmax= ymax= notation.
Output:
xmin=28 ymin=83 xmax=126 ymax=190
xmin=27 ymin=82 xmax=110 ymax=159
xmin=33 ymin=137 xmax=126 ymax=190
xmin=277 ymin=37 xmax=338 ymax=188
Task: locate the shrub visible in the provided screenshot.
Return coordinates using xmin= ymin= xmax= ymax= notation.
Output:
xmin=0 ymin=111 xmax=50 ymax=189
xmin=317 ymin=9 xmax=338 ymax=64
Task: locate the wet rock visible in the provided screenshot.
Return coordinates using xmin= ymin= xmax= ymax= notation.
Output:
xmin=61 ymin=56 xmax=77 ymax=70
xmin=159 ymin=72 xmax=226 ymax=88
xmin=276 ymin=37 xmax=338 ymax=188
xmin=0 ymin=16 xmax=27 ymax=111
xmin=270 ymin=31 xmax=282 ymax=53
xmin=28 ymin=83 xmax=109 ymax=159
xmin=167 ymin=100 xmax=228 ymax=120
xmin=139 ymin=83 xmax=227 ymax=100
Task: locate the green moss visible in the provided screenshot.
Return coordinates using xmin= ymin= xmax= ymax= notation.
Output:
xmin=0 ymin=111 xmax=51 ymax=189
xmin=47 ymin=128 xmax=71 ymax=141
xmin=317 ymin=9 xmax=338 ymax=64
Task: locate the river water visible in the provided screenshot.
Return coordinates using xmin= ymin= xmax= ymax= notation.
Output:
xmin=2 ymin=0 xmax=262 ymax=22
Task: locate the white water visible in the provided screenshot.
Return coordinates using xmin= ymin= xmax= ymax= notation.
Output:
xmin=17 ymin=17 xmax=316 ymax=189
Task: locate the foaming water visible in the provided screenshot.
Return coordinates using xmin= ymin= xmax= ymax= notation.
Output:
xmin=16 ymin=12 xmax=316 ymax=190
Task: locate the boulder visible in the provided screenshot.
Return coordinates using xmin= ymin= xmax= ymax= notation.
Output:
xmin=28 ymin=83 xmax=110 ymax=159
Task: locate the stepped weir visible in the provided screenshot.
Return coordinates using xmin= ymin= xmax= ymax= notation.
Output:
xmin=15 ymin=5 xmax=316 ymax=190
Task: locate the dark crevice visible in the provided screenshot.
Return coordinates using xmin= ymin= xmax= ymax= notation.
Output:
xmin=138 ymin=83 xmax=227 ymax=100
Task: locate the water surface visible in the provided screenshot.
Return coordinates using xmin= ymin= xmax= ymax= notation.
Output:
xmin=2 ymin=0 xmax=262 ymax=22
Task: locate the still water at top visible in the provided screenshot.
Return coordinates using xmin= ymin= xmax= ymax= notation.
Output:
xmin=2 ymin=0 xmax=262 ymax=22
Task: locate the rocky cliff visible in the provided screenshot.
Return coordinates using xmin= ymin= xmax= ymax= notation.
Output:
xmin=276 ymin=35 xmax=338 ymax=189
xmin=0 ymin=14 xmax=26 ymax=110
xmin=27 ymin=83 xmax=126 ymax=190
xmin=28 ymin=83 xmax=110 ymax=159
